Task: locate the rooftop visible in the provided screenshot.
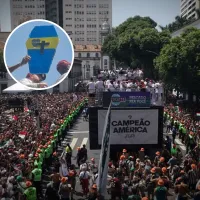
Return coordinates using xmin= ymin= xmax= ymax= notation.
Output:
xmin=74 ymin=44 xmax=102 ymax=52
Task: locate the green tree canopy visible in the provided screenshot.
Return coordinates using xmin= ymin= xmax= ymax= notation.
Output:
xmin=102 ymin=16 xmax=171 ymax=79
xmin=155 ymin=27 xmax=200 ymax=96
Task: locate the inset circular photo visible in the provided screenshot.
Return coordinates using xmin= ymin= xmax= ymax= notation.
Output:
xmin=4 ymin=19 xmax=74 ymax=90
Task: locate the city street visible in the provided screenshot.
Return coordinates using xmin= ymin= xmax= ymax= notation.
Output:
xmin=41 ymin=114 xmax=189 ymax=200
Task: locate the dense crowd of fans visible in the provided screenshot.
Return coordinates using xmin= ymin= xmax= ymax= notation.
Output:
xmin=0 ymin=93 xmax=86 ymax=199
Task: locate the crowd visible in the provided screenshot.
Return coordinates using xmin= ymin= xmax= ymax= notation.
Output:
xmin=86 ymin=68 xmax=164 ymax=106
xmin=0 ymin=93 xmax=86 ymax=200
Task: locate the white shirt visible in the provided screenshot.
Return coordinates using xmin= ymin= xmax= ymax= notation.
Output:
xmin=73 ymin=94 xmax=78 ymax=102
xmin=87 ymin=82 xmax=95 ymax=94
xmin=79 ymin=171 xmax=90 ymax=179
xmin=95 ymin=81 xmax=104 ymax=90
xmin=20 ymin=78 xmax=42 ymax=88
xmin=108 ymin=83 xmax=115 ymax=91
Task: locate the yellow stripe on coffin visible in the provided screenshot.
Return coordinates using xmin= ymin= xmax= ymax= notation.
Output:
xmin=26 ymin=37 xmax=59 ymax=50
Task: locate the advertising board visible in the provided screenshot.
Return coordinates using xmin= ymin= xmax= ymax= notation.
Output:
xmin=89 ymin=107 xmax=163 ymax=150
xmin=98 ymin=109 xmax=158 ymax=145
xmin=103 ymin=92 xmax=151 ymax=108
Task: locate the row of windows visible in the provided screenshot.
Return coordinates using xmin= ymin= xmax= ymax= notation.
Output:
xmin=86 ymin=11 xmax=96 ymax=15
xmin=87 ymin=38 xmax=96 ymax=41
xmin=86 ymin=4 xmax=96 ymax=8
xmin=99 ymin=4 xmax=109 ymax=8
xmin=65 ymin=11 xmax=72 ymax=13
xmin=13 ymin=4 xmax=44 ymax=8
xmin=74 ymin=11 xmax=84 ymax=14
xmin=74 ymin=4 xmax=84 ymax=8
xmin=66 ymin=18 xmax=72 ymax=20
xmin=87 ymin=18 xmax=96 ymax=22
xmin=14 ymin=11 xmax=45 ymax=15
xmin=75 ymin=38 xmax=84 ymax=41
xmin=75 ymin=18 xmax=84 ymax=22
xmin=75 ymin=31 xmax=84 ymax=34
xmin=87 ymin=31 xmax=97 ymax=34
xmin=66 ymin=25 xmax=72 ymax=27
xmin=78 ymin=53 xmax=99 ymax=58
xmin=87 ymin=24 xmax=96 ymax=28
xmin=75 ymin=24 xmax=84 ymax=28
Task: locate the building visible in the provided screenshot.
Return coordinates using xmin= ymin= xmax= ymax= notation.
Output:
xmin=74 ymin=45 xmax=101 ymax=79
xmin=10 ymin=0 xmax=46 ymax=30
xmin=100 ymin=20 xmax=111 ymax=70
xmin=171 ymin=18 xmax=200 ymax=37
xmin=0 ymin=32 xmax=11 ymax=43
xmin=45 ymin=0 xmax=63 ymax=27
xmin=181 ymin=0 xmax=200 ymax=20
xmin=63 ymin=0 xmax=112 ymax=45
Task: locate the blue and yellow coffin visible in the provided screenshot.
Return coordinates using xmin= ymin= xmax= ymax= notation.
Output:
xmin=26 ymin=25 xmax=59 ymax=74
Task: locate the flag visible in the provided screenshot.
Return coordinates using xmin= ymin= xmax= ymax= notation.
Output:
xmin=196 ymin=113 xmax=200 ymax=117
xmin=13 ymin=115 xmax=18 ymax=121
xmin=19 ymin=131 xmax=27 ymax=139
xmin=97 ymin=103 xmax=111 ymax=196
xmin=24 ymin=107 xmax=29 ymax=112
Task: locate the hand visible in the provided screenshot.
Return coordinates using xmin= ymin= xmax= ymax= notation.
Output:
xmin=38 ymin=83 xmax=48 ymax=88
xmin=20 ymin=55 xmax=31 ymax=66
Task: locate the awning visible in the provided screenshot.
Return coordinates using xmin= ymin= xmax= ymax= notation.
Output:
xmin=3 ymin=82 xmax=33 ymax=93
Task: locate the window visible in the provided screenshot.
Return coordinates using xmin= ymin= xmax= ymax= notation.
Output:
xmin=78 ymin=53 xmax=81 ymax=58
xmin=104 ymin=59 xmax=108 ymax=65
xmin=95 ymin=53 xmax=99 ymax=58
xmin=87 ymin=53 xmax=90 ymax=58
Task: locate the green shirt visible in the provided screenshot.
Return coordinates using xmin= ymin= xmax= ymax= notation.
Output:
xmin=45 ymin=148 xmax=51 ymax=158
xmin=34 ymin=160 xmax=42 ymax=169
xmin=32 ymin=168 xmax=42 ymax=181
xmin=24 ymin=187 xmax=37 ymax=200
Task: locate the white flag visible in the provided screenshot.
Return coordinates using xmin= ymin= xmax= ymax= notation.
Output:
xmin=97 ymin=103 xmax=111 ymax=196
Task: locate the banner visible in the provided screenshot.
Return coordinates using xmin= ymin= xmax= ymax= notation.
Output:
xmin=97 ymin=104 xmax=111 ymax=196
xmin=98 ymin=109 xmax=158 ymax=145
xmin=103 ymin=92 xmax=151 ymax=108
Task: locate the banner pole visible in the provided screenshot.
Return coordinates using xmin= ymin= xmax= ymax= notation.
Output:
xmin=97 ymin=102 xmax=111 ymax=196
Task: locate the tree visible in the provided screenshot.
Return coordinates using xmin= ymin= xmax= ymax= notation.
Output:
xmin=0 ymin=51 xmax=6 ymax=72
xmin=102 ymin=16 xmax=171 ymax=79
xmin=155 ymin=27 xmax=200 ymax=97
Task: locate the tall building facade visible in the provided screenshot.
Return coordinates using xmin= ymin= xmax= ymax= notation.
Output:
xmin=10 ymin=0 xmax=46 ymax=30
xmin=63 ymin=0 xmax=112 ymax=45
xmin=181 ymin=0 xmax=200 ymax=20
xmin=45 ymin=0 xmax=63 ymax=27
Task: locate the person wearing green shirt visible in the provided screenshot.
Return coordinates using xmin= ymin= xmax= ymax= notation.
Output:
xmin=24 ymin=181 xmax=37 ymax=200
xmin=182 ymin=126 xmax=187 ymax=143
xmin=32 ymin=164 xmax=43 ymax=199
xmin=34 ymin=156 xmax=42 ymax=170
xmin=171 ymin=145 xmax=177 ymax=156
xmin=154 ymin=179 xmax=167 ymax=200
xmin=44 ymin=145 xmax=51 ymax=170
xmin=127 ymin=187 xmax=141 ymax=200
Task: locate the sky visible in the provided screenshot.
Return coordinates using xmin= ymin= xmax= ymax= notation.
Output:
xmin=0 ymin=0 xmax=180 ymax=32
xmin=4 ymin=20 xmax=73 ymax=87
